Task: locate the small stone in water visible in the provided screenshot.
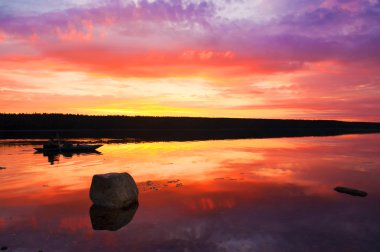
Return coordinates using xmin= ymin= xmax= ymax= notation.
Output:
xmin=334 ymin=186 xmax=368 ymax=197
xmin=168 ymin=179 xmax=180 ymax=183
xmin=146 ymin=181 xmax=153 ymax=186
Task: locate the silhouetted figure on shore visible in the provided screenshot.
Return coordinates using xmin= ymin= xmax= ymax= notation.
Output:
xmin=43 ymin=138 xmax=59 ymax=149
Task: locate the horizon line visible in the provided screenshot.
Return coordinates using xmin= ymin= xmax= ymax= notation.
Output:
xmin=1 ymin=113 xmax=380 ymax=124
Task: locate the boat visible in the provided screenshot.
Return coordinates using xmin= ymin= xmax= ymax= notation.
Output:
xmin=34 ymin=140 xmax=102 ymax=153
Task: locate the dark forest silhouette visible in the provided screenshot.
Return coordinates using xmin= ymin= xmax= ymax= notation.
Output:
xmin=1 ymin=113 xmax=380 ymax=141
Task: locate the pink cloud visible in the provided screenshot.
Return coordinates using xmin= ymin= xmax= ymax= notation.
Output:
xmin=0 ymin=0 xmax=379 ymax=120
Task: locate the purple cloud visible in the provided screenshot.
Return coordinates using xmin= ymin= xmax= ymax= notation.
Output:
xmin=0 ymin=0 xmax=214 ymax=39
xmin=1 ymin=0 xmax=379 ymax=68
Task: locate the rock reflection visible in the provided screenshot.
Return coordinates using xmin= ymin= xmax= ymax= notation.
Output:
xmin=89 ymin=203 xmax=139 ymax=231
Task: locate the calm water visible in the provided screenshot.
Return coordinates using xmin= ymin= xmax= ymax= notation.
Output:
xmin=1 ymin=135 xmax=380 ymax=252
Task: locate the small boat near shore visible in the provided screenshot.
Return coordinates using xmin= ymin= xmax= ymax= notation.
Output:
xmin=34 ymin=139 xmax=102 ymax=153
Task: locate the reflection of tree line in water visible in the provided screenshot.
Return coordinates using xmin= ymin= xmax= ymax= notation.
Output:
xmin=38 ymin=150 xmax=101 ymax=165
xmin=2 ymin=114 xmax=380 ymax=140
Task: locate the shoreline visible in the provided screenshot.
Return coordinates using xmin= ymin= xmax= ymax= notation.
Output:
xmin=1 ymin=128 xmax=380 ymax=142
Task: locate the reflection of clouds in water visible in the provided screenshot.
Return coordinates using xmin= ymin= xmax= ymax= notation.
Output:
xmin=218 ymin=237 xmax=276 ymax=252
xmin=118 ymin=181 xmax=380 ymax=251
xmin=1 ymin=135 xmax=380 ymax=250
xmin=0 ymin=181 xmax=380 ymax=251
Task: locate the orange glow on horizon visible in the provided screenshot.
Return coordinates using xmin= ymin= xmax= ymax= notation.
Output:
xmin=1 ymin=47 xmax=379 ymax=121
xmin=0 ymin=0 xmax=379 ymax=121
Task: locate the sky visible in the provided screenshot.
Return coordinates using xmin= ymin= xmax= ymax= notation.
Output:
xmin=0 ymin=0 xmax=379 ymax=121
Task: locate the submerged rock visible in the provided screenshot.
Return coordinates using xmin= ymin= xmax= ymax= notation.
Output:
xmin=334 ymin=186 xmax=368 ymax=197
xmin=90 ymin=202 xmax=139 ymax=231
xmin=90 ymin=172 xmax=139 ymax=209
xmin=168 ymin=179 xmax=180 ymax=183
xmin=146 ymin=180 xmax=153 ymax=186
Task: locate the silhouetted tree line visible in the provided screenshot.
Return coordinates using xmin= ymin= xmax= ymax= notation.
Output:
xmin=1 ymin=113 xmax=380 ymax=140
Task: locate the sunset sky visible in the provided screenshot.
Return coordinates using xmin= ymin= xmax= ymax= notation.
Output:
xmin=0 ymin=0 xmax=379 ymax=121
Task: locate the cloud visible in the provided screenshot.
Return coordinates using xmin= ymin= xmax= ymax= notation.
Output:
xmin=0 ymin=0 xmax=379 ymax=120
xmin=1 ymin=0 xmax=379 ymax=75
xmin=0 ymin=0 xmax=214 ymax=39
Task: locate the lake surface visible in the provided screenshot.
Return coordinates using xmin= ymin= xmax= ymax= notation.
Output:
xmin=1 ymin=134 xmax=380 ymax=252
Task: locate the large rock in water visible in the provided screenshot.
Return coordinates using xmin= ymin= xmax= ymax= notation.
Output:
xmin=90 ymin=172 xmax=139 ymax=209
